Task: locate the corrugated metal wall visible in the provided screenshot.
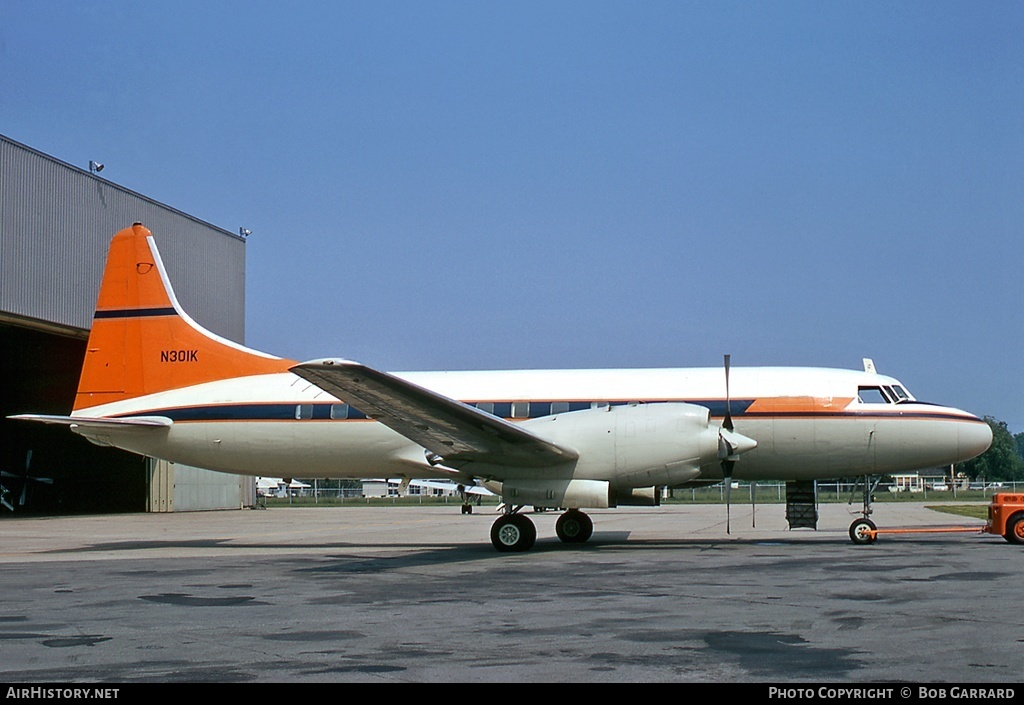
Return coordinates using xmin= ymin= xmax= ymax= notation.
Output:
xmin=0 ymin=134 xmax=245 ymax=341
xmin=1 ymin=134 xmax=254 ymax=513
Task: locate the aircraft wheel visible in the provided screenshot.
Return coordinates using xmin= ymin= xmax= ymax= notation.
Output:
xmin=555 ymin=509 xmax=593 ymax=544
xmin=849 ymin=518 xmax=877 ymax=545
xmin=490 ymin=514 xmax=537 ymax=552
xmin=1004 ymin=513 xmax=1024 ymax=545
xmin=461 ymin=504 xmax=473 ymax=515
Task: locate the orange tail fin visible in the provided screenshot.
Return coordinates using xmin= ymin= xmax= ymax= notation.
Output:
xmin=74 ymin=223 xmax=294 ymax=411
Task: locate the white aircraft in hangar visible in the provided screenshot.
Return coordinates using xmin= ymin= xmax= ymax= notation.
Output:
xmin=12 ymin=224 xmax=992 ymax=551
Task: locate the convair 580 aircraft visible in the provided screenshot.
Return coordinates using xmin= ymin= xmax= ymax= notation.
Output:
xmin=13 ymin=224 xmax=992 ymax=551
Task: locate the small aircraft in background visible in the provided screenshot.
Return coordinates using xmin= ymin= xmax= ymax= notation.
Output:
xmin=255 ymin=477 xmax=311 ymax=499
xmin=12 ymin=224 xmax=992 ymax=550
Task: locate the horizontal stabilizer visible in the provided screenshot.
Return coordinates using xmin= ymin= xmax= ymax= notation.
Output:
xmin=9 ymin=414 xmax=173 ymax=429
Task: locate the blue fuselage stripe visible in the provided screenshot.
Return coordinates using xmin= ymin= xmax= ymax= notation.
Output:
xmin=110 ymin=399 xmax=976 ymax=424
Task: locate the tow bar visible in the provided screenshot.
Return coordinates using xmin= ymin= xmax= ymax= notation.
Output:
xmin=848 ymin=492 xmax=1024 ymax=546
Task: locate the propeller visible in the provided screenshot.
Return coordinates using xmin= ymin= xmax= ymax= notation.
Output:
xmin=0 ymin=450 xmax=53 ymax=510
xmin=717 ymin=355 xmax=757 ymax=534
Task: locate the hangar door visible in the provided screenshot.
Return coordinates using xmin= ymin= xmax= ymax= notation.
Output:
xmin=0 ymin=322 xmax=147 ymax=514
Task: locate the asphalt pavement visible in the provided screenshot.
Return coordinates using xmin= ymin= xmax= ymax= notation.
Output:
xmin=0 ymin=501 xmax=1019 ymax=685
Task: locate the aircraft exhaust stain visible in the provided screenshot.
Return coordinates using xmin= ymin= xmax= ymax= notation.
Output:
xmin=139 ymin=593 xmax=261 ymax=607
xmin=43 ymin=636 xmax=112 ymax=648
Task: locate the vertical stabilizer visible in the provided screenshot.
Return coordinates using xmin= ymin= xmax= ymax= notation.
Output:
xmin=74 ymin=223 xmax=293 ymax=411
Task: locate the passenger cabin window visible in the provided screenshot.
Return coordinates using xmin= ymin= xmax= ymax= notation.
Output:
xmin=550 ymin=402 xmax=569 ymax=414
xmin=512 ymin=402 xmax=530 ymax=419
xmin=330 ymin=403 xmax=350 ymax=419
xmin=476 ymin=402 xmax=494 ymax=415
xmin=857 ymin=386 xmax=890 ymax=404
xmin=529 ymin=401 xmax=551 ymax=417
xmin=295 ymin=404 xmax=314 ymax=420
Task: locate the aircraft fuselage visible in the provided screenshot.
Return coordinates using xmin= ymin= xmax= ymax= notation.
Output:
xmin=70 ymin=366 xmax=991 ymax=486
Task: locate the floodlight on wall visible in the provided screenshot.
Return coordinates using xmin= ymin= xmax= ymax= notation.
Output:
xmin=88 ymin=161 xmax=104 ymax=173
xmin=239 ymin=227 xmax=251 ymax=237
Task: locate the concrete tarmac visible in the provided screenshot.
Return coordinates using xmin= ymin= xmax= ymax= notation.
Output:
xmin=0 ymin=501 xmax=1020 ymax=684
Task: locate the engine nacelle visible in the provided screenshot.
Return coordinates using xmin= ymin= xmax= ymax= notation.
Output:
xmin=519 ymin=402 xmax=721 ymax=488
xmin=469 ymin=403 xmax=747 ymax=511
xmin=502 ymin=479 xmax=611 ymax=509
xmin=613 ymin=486 xmax=661 ymax=507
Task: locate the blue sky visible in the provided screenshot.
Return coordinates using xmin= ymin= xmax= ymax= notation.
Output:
xmin=3 ymin=2 xmax=1022 ymax=431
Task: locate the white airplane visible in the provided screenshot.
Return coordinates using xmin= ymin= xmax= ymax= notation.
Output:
xmin=11 ymin=223 xmax=993 ymax=551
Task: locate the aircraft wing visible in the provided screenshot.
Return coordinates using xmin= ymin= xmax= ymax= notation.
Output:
xmin=291 ymin=359 xmax=578 ymax=468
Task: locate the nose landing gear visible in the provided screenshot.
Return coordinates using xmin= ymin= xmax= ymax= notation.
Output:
xmin=848 ymin=476 xmax=881 ymax=545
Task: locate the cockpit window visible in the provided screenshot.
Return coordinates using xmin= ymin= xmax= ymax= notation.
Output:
xmin=886 ymin=385 xmax=910 ymax=402
xmin=857 ymin=386 xmax=890 ymax=404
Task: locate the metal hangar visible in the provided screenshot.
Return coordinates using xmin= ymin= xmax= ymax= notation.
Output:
xmin=0 ymin=133 xmax=254 ymax=515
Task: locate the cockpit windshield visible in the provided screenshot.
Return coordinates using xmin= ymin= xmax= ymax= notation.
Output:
xmin=858 ymin=384 xmax=914 ymax=404
xmin=887 ymin=385 xmax=911 ymax=402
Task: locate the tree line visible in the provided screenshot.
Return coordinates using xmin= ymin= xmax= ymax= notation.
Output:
xmin=958 ymin=417 xmax=1024 ymax=481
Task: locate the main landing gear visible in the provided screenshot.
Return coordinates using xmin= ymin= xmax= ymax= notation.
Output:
xmin=489 ymin=507 xmax=595 ymax=552
xmin=555 ymin=508 xmax=593 ymax=543
xmin=490 ymin=512 xmax=536 ymax=552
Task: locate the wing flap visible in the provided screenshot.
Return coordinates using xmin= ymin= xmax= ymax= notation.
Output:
xmin=290 ymin=359 xmax=578 ymax=468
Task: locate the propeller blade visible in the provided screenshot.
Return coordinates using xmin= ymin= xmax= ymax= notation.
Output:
xmin=723 ymin=354 xmax=733 ymax=432
xmin=751 ymin=480 xmax=756 ymax=528
xmin=723 ymin=470 xmax=732 ymax=534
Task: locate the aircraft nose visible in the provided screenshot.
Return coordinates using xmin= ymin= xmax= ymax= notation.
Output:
xmin=958 ymin=417 xmax=993 ymax=462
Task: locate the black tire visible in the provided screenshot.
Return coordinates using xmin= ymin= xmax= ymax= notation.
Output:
xmin=555 ymin=509 xmax=594 ymax=544
xmin=1004 ymin=513 xmax=1024 ymax=545
xmin=849 ymin=518 xmax=877 ymax=545
xmin=490 ymin=514 xmax=537 ymax=552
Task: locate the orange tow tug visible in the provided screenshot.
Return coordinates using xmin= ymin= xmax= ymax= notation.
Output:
xmin=848 ymin=492 xmax=1024 ymax=546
